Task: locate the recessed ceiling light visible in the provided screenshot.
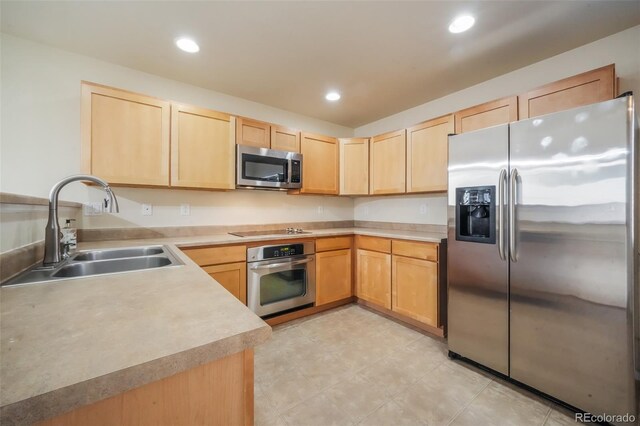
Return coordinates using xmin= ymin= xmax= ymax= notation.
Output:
xmin=175 ymin=37 xmax=200 ymax=53
xmin=448 ymin=15 xmax=475 ymax=33
xmin=325 ymin=91 xmax=341 ymax=101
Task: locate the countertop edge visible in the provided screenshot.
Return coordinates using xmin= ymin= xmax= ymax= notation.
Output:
xmin=0 ymin=323 xmax=271 ymax=425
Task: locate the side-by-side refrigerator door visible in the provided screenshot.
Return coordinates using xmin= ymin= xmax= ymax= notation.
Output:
xmin=447 ymin=125 xmax=509 ymax=375
xmin=509 ymin=97 xmax=637 ymax=418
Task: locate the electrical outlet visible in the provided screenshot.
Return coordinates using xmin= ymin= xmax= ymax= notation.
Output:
xmin=83 ymin=201 xmax=103 ymax=216
xmin=363 ymin=206 xmax=370 ymax=217
xmin=317 ymin=206 xmax=324 ymax=215
xmin=141 ymin=204 xmax=153 ymax=216
xmin=419 ymin=204 xmax=428 ymax=215
xmin=180 ymin=204 xmax=191 ymax=216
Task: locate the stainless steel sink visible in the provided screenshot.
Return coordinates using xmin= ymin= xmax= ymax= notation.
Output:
xmin=3 ymin=245 xmax=183 ymax=286
xmin=72 ymin=246 xmax=164 ymax=261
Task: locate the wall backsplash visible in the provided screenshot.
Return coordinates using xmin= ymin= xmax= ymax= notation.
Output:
xmin=353 ymin=194 xmax=447 ymax=225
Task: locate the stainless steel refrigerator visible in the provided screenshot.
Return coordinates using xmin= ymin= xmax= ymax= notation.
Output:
xmin=447 ymin=95 xmax=638 ymax=420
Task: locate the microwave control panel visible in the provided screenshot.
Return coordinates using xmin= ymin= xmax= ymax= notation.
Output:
xmin=291 ymin=160 xmax=301 ymax=183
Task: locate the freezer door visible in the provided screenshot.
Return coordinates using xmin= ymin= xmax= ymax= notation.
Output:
xmin=448 ymin=125 xmax=509 ymax=375
xmin=509 ymin=97 xmax=637 ymax=418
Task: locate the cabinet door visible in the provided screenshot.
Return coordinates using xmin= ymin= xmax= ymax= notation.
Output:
xmin=236 ymin=118 xmax=270 ymax=148
xmin=300 ymin=132 xmax=339 ymax=194
xmin=407 ymin=115 xmax=454 ymax=193
xmin=370 ymin=130 xmax=406 ymax=194
xmin=454 ymin=96 xmax=518 ymax=134
xmin=356 ymin=249 xmax=391 ymax=309
xmin=171 ymin=104 xmax=235 ymax=189
xmin=203 ymin=262 xmax=247 ymax=304
xmin=316 ymin=249 xmax=352 ymax=305
xmin=81 ymin=82 xmax=170 ymax=186
xmin=519 ymin=64 xmax=615 ymax=119
xmin=271 ymin=125 xmax=300 ymax=152
xmin=339 ymin=138 xmax=369 ymax=195
xmin=392 ymin=255 xmax=438 ymax=327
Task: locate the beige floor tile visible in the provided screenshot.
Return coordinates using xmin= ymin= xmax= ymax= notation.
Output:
xmin=450 ymin=380 xmax=550 ymax=426
xmin=255 ymin=384 xmax=282 ymax=425
xmin=544 ymin=408 xmax=579 ymax=425
xmin=357 ymin=355 xmax=424 ymax=398
xmin=393 ymin=361 xmax=491 ymax=425
xmin=323 ymin=374 xmax=390 ymax=423
xmin=298 ymin=350 xmax=355 ymax=390
xmin=281 ymin=393 xmax=354 ymax=426
xmin=358 ymin=400 xmax=426 ymax=426
xmin=258 ymin=366 xmax=325 ymax=412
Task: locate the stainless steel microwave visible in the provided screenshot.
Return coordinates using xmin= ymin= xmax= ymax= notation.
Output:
xmin=236 ymin=145 xmax=302 ymax=190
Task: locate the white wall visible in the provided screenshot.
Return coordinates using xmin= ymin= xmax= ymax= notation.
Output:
xmin=353 ymin=25 xmax=640 ymax=225
xmin=0 ymin=34 xmax=354 ymax=229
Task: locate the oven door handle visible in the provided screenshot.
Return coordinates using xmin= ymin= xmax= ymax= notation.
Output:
xmin=250 ymin=257 xmax=313 ymax=270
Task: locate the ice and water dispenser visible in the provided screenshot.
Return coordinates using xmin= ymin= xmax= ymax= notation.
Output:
xmin=455 ymin=186 xmax=496 ymax=244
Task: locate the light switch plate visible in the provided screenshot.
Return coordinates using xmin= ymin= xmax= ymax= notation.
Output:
xmin=419 ymin=204 xmax=428 ymax=215
xmin=317 ymin=206 xmax=324 ymax=215
xmin=141 ymin=204 xmax=153 ymax=216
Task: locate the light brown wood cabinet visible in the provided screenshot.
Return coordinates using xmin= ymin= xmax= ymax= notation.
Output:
xmin=391 ymin=240 xmax=439 ymax=327
xmin=339 ymin=138 xmax=369 ymax=195
xmin=454 ymin=96 xmax=518 ymax=134
xmin=370 ymin=130 xmax=406 ymax=194
xmin=181 ymin=245 xmax=247 ymax=304
xmin=356 ymin=249 xmax=391 ymax=309
xmin=171 ymin=104 xmax=236 ymax=190
xmin=519 ymin=64 xmax=616 ymax=119
xmin=236 ymin=118 xmax=301 ymax=153
xmin=236 ymin=117 xmax=270 ymax=149
xmin=300 ymin=132 xmax=339 ymax=195
xmin=81 ymin=82 xmax=170 ymax=186
xmin=406 ymin=114 xmax=454 ymax=193
xmin=316 ymin=249 xmax=352 ymax=306
xmin=271 ymin=125 xmax=301 ymax=152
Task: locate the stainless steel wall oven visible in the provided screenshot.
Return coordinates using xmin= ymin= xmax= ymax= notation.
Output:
xmin=247 ymin=242 xmax=315 ymax=317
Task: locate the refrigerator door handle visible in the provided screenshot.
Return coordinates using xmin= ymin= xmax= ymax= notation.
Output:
xmin=497 ymin=168 xmax=507 ymax=261
xmin=509 ymin=168 xmax=519 ymax=262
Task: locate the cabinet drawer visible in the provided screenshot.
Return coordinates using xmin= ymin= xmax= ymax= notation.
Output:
xmin=316 ymin=236 xmax=352 ymax=252
xmin=181 ymin=245 xmax=246 ymax=266
xmin=392 ymin=240 xmax=438 ymax=262
xmin=355 ymin=235 xmax=391 ymax=253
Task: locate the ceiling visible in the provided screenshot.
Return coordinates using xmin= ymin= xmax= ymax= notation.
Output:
xmin=2 ymin=1 xmax=639 ymax=128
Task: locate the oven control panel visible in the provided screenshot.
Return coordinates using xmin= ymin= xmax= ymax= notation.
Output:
xmin=264 ymin=243 xmax=304 ymax=259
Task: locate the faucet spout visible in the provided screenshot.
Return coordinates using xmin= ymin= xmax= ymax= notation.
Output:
xmin=43 ymin=174 xmax=119 ymax=266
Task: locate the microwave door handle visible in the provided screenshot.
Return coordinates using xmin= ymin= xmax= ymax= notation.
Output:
xmin=250 ymin=257 xmax=313 ymax=270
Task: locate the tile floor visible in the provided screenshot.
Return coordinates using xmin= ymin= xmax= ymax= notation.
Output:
xmin=254 ymin=304 xmax=577 ymax=426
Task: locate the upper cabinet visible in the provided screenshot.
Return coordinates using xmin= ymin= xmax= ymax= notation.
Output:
xmin=171 ymin=104 xmax=236 ymax=190
xmin=454 ymin=96 xmax=518 ymax=134
xmin=339 ymin=138 xmax=369 ymax=195
xmin=370 ymin=130 xmax=406 ymax=195
xmin=300 ymin=132 xmax=339 ymax=195
xmin=519 ymin=64 xmax=616 ymax=119
xmin=236 ymin=117 xmax=270 ymax=149
xmin=81 ymin=82 xmax=170 ymax=186
xmin=271 ymin=125 xmax=300 ymax=152
xmin=236 ymin=118 xmax=301 ymax=153
xmin=406 ymin=114 xmax=454 ymax=193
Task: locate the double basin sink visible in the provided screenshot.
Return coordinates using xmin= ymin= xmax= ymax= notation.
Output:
xmin=4 ymin=245 xmax=183 ymax=286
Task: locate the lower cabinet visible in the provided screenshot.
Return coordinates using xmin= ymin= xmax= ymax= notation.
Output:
xmin=356 ymin=249 xmax=391 ymax=309
xmin=355 ymin=236 xmax=442 ymax=332
xmin=316 ymin=249 xmax=352 ymax=306
xmin=316 ymin=237 xmax=353 ymax=306
xmin=392 ymin=255 xmax=438 ymax=327
xmin=203 ymin=262 xmax=247 ymax=304
xmin=181 ymin=245 xmax=247 ymax=304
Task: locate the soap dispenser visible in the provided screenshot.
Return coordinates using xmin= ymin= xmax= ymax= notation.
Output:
xmin=61 ymin=218 xmax=77 ymax=254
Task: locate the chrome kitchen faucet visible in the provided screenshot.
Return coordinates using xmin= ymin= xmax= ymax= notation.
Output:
xmin=44 ymin=175 xmax=119 ymax=266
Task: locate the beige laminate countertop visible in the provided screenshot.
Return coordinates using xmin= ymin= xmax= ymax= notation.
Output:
xmin=0 ymin=227 xmax=445 ymax=425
